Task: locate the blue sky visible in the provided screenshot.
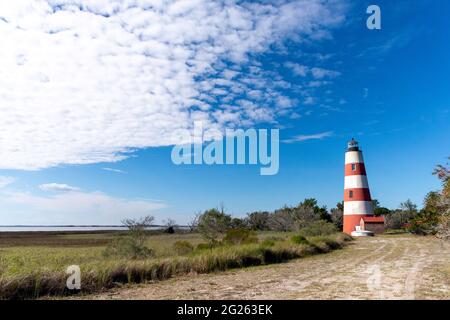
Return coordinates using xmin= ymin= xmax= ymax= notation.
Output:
xmin=0 ymin=0 xmax=448 ymax=225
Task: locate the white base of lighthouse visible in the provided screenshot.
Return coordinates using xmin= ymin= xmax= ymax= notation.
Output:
xmin=351 ymin=230 xmax=374 ymax=237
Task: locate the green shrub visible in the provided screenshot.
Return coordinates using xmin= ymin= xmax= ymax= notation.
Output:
xmin=408 ymin=211 xmax=439 ymax=235
xmin=173 ymin=240 xmax=194 ymax=255
xmin=307 ymin=235 xmax=344 ymax=253
xmin=298 ymin=220 xmax=338 ymax=237
xmin=260 ymin=239 xmax=275 ymax=247
xmin=196 ymin=242 xmax=219 ymax=250
xmin=291 ymin=234 xmax=308 ymax=244
xmin=165 ymin=226 xmax=175 ymax=234
xmin=263 ymin=235 xmax=286 ymax=241
xmin=336 ymin=233 xmax=354 ymax=242
xmin=197 ymin=209 xmax=232 ymax=243
xmin=102 ymin=236 xmax=154 ymax=259
xmin=222 ymin=228 xmax=258 ymax=245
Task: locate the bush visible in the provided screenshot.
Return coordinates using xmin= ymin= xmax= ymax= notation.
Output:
xmin=222 ymin=228 xmax=258 ymax=245
xmin=307 ymin=236 xmax=342 ymax=253
xmin=297 ymin=221 xmax=338 ymax=237
xmin=263 ymin=235 xmax=286 ymax=241
xmin=385 ymin=209 xmax=416 ymax=230
xmin=173 ymin=241 xmax=194 ymax=255
xmin=102 ymin=215 xmax=156 ymax=259
xmin=408 ymin=211 xmax=439 ymax=235
xmin=230 ymin=218 xmax=247 ymax=229
xmin=436 ymin=213 xmax=450 ymax=240
xmin=197 ymin=209 xmax=232 ymax=243
xmin=246 ymin=211 xmax=270 ymax=230
xmin=196 ymin=242 xmax=219 ymax=250
xmin=330 ymin=205 xmax=343 ymax=230
xmin=260 ymin=239 xmax=275 ymax=247
xmin=165 ymin=226 xmax=175 ymax=234
xmin=291 ymin=235 xmax=308 ymax=245
xmin=103 ymin=236 xmax=154 ymax=259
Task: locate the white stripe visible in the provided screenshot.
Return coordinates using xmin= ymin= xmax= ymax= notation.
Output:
xmin=345 ymin=151 xmax=364 ymax=164
xmin=344 ymin=201 xmax=374 ymax=215
xmin=344 ymin=175 xmax=369 ymax=189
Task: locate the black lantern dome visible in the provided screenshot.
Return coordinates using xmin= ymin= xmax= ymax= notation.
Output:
xmin=347 ymin=138 xmax=360 ymax=151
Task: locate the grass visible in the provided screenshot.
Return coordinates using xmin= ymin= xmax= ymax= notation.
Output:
xmin=0 ymin=231 xmax=352 ymax=299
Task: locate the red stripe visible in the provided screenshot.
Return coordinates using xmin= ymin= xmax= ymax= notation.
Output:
xmin=344 ymin=188 xmax=371 ymax=201
xmin=343 ymin=214 xmax=366 ymax=234
xmin=345 ymin=163 xmax=366 ymax=176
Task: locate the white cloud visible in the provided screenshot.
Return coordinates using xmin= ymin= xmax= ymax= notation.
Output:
xmin=363 ymin=88 xmax=369 ymax=98
xmin=39 ymin=183 xmax=80 ymax=192
xmin=310 ymin=67 xmax=341 ymax=79
xmin=285 ymin=63 xmax=341 ymax=82
xmin=102 ymin=167 xmax=126 ymax=174
xmin=0 ymin=0 xmax=347 ymax=170
xmin=0 ymin=190 xmax=167 ymax=225
xmin=304 ymin=97 xmax=315 ymax=105
xmin=283 ymin=131 xmax=333 ymax=143
xmin=307 ymin=80 xmax=331 ymax=88
xmin=0 ymin=176 xmax=15 ymax=188
xmin=284 ymin=62 xmax=308 ymax=77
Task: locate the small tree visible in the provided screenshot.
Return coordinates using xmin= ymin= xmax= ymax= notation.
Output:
xmin=317 ymin=206 xmax=332 ymax=222
xmin=197 ymin=208 xmax=232 ymax=243
xmin=291 ymin=199 xmax=321 ymax=230
xmin=409 ymin=211 xmax=439 ymax=235
xmin=372 ymin=199 xmax=390 ymax=216
xmin=188 ymin=212 xmax=201 ymax=232
xmin=222 ymin=228 xmax=258 ymax=245
xmin=374 ymin=207 xmax=390 ymax=216
xmin=400 ymin=199 xmax=418 ymax=213
xmin=163 ymin=218 xmax=177 ymax=234
xmin=423 ymin=191 xmax=441 ymax=214
xmin=434 ymin=158 xmax=450 ymax=240
xmin=230 ymin=217 xmax=247 ymax=229
xmin=267 ymin=206 xmax=295 ymax=232
xmin=103 ymin=215 xmax=155 ymax=259
xmin=372 ymin=199 xmax=381 ymax=210
xmin=246 ymin=211 xmax=270 ymax=231
xmin=417 ymin=158 xmax=450 ymax=240
xmin=330 ymin=202 xmax=343 ymax=230
xmin=385 ymin=201 xmax=417 ymax=230
xmin=121 ymin=215 xmax=155 ymax=247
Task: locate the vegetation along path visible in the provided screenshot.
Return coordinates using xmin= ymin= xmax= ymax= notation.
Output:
xmin=89 ymin=235 xmax=449 ymax=300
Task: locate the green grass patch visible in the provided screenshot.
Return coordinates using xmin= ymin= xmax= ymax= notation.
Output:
xmin=0 ymin=232 xmax=351 ymax=299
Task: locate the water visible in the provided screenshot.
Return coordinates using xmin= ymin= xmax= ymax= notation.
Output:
xmin=0 ymin=226 xmax=154 ymax=232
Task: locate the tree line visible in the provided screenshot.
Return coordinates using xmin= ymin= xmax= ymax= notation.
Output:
xmin=110 ymin=157 xmax=449 ymax=258
xmin=189 ymin=157 xmax=449 ymax=241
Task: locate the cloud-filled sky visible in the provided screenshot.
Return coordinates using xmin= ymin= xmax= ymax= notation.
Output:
xmin=0 ymin=0 xmax=346 ymax=170
xmin=0 ymin=0 xmax=449 ymax=225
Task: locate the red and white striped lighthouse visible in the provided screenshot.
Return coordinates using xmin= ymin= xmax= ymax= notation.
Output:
xmin=343 ymin=138 xmax=374 ymax=234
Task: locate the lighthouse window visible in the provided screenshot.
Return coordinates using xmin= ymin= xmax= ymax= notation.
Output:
xmin=349 ymin=190 xmax=353 ymax=198
xmin=351 ymin=164 xmax=356 ymax=171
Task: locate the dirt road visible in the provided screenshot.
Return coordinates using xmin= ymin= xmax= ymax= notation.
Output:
xmin=91 ymin=235 xmax=449 ymax=300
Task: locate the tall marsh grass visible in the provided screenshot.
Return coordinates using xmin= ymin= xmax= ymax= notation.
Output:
xmin=0 ymin=232 xmax=352 ymax=299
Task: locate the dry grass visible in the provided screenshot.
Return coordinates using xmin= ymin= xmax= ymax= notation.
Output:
xmin=89 ymin=235 xmax=449 ymax=300
xmin=0 ymin=231 xmax=351 ymax=299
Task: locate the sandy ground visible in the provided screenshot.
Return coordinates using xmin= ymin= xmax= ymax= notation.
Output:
xmin=88 ymin=235 xmax=450 ymax=300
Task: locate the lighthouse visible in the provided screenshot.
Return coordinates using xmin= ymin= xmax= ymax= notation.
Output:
xmin=343 ymin=138 xmax=374 ymax=235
